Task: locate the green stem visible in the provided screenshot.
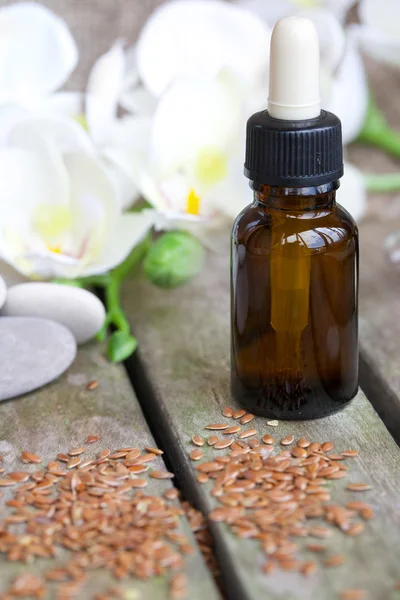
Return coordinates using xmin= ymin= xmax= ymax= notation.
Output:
xmin=358 ymin=94 xmax=400 ymax=159
xmin=104 ymin=277 xmax=130 ymax=334
xmin=365 ymin=173 xmax=400 ymax=193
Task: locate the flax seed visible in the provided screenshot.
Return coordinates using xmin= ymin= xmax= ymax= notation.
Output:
xmin=341 ymin=450 xmax=359 ymax=458
xmin=340 ymin=590 xmax=366 ymax=600
xmin=346 ymin=483 xmax=372 ymax=492
xmin=310 ymin=526 xmax=333 ymax=539
xmin=69 ymin=447 xmax=86 ymax=456
xmin=297 ymin=438 xmax=310 ymax=448
xmin=281 ymin=435 xmax=295 ymax=446
xmin=233 ymin=409 xmax=246 ymax=420
xmin=57 ymin=453 xmax=70 ymax=462
xmin=21 ymin=451 xmax=42 ymax=464
xmin=164 ymin=488 xmax=179 ymax=500
xmin=145 ymin=447 xmax=164 ymax=455
xmin=8 ymin=472 xmax=29 ymax=483
xmin=192 ymin=435 xmax=204 ymax=446
xmin=238 ymin=428 xmax=257 ymax=439
xmin=149 ymin=470 xmax=174 ymax=479
xmin=292 ymin=447 xmax=307 ymax=458
xmin=224 ymin=425 xmax=241 ymax=435
xmin=347 ymin=523 xmax=365 ymax=536
xmin=326 ymin=471 xmax=348 ymax=480
xmin=308 ymin=442 xmax=321 ymax=452
xmin=359 ymin=507 xmax=374 ymax=520
xmin=207 ymin=436 xmax=219 ymax=446
xmin=86 ymin=435 xmax=99 ymax=444
xmin=262 ymin=434 xmax=274 ymax=444
xmin=98 ymin=449 xmax=111 ymax=460
xmin=267 ymin=420 xmax=279 ymax=427
xmin=214 ymin=438 xmax=234 ymax=450
xmin=197 ymin=473 xmax=209 ymax=484
xmin=190 ymin=449 xmax=204 ymax=461
xmin=324 ymin=554 xmax=344 ymax=567
xmin=301 ymin=561 xmax=317 ymax=576
xmin=306 ymin=544 xmax=327 ymax=552
xmin=262 ymin=562 xmax=276 ymax=575
xmin=0 ymin=479 xmax=17 ymax=487
xmin=240 ymin=413 xmax=255 ymax=425
xmin=125 ymin=448 xmax=140 ymax=460
xmin=223 ymin=407 xmax=234 ymax=418
xmin=86 ymin=380 xmax=99 ymax=390
xmin=67 ymin=457 xmax=81 ymax=469
xmin=130 ymin=479 xmax=148 ymax=488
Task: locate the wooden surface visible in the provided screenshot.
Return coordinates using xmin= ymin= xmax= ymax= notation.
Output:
xmin=0 ymin=343 xmax=221 ymax=599
xmin=122 ymin=233 xmax=400 ymax=600
xmin=348 ymin=59 xmax=400 ymax=442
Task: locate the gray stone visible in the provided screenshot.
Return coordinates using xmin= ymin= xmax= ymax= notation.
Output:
xmin=0 ymin=276 xmax=6 ymax=310
xmin=1 ymin=283 xmax=106 ymax=345
xmin=0 ymin=317 xmax=76 ymax=401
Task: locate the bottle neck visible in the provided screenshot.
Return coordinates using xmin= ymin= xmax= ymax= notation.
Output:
xmin=251 ymin=181 xmax=339 ymax=212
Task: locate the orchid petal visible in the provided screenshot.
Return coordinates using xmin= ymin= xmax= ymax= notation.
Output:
xmin=150 ymin=74 xmax=243 ymax=173
xmin=0 ymin=2 xmax=78 ymax=106
xmin=101 ymin=116 xmax=152 ymax=208
xmin=40 ymin=91 xmax=84 ymax=119
xmin=301 ymin=9 xmax=345 ymax=72
xmin=62 ymin=153 xmax=119 ymax=269
xmin=102 ymin=157 xmax=140 ymax=210
xmin=86 ymin=41 xmax=126 ymax=145
xmin=136 ymin=0 xmax=270 ymax=97
xmin=237 ymin=0 xmax=356 ymax=23
xmin=0 ymin=148 xmax=66 ymax=272
xmin=0 ymin=103 xmax=29 ymax=147
xmin=357 ymin=0 xmax=400 ymax=66
xmin=82 ymin=210 xmax=155 ymax=276
xmin=325 ymin=35 xmax=368 ymax=145
xmin=9 ymin=115 xmax=94 ymax=156
xmin=337 ymin=163 xmax=367 ymax=222
xmin=119 ymin=86 xmax=158 ymax=116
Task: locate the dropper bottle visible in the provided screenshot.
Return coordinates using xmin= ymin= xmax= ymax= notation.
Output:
xmin=231 ymin=17 xmax=359 ymax=419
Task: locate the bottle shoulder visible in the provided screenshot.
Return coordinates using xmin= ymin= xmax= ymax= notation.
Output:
xmin=232 ymin=202 xmax=358 ymax=252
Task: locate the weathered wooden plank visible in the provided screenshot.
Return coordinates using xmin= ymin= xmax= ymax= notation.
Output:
xmin=346 ymin=59 xmax=400 ymax=444
xmin=0 ymin=342 xmax=221 ymax=599
xmin=358 ymin=217 xmax=400 ymax=443
xmin=123 ymin=229 xmax=400 ymax=600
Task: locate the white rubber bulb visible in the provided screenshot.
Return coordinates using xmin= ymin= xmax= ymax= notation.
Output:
xmin=268 ymin=17 xmax=321 ymax=121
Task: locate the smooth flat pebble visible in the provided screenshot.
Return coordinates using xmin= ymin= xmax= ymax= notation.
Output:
xmin=0 ymin=317 xmax=76 ymax=401
xmin=0 ymin=276 xmax=6 ymax=310
xmin=1 ymin=283 xmax=105 ymax=344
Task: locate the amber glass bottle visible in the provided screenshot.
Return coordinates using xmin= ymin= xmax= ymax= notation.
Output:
xmin=231 ymin=180 xmax=359 ymax=419
xmin=231 ymin=17 xmax=359 ymax=419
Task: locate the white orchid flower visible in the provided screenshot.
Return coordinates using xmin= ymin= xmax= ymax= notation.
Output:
xmin=135 ymin=0 xmax=271 ymax=98
xmin=356 ymin=0 xmax=400 ymax=67
xmin=130 ymin=70 xmax=252 ymax=231
xmin=0 ymin=2 xmax=77 ymax=108
xmin=0 ymin=115 xmax=154 ymax=280
xmin=40 ymin=42 xmax=152 ymax=211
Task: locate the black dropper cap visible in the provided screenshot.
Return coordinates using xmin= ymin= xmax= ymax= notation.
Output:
xmin=244 ymin=110 xmax=343 ymax=187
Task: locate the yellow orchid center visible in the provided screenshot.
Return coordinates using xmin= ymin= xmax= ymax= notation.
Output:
xmin=292 ymin=0 xmax=319 ymax=8
xmin=33 ymin=205 xmax=72 ymax=248
xmin=186 ymin=188 xmax=201 ymax=215
xmin=194 ymin=147 xmax=228 ymax=185
xmin=74 ymin=113 xmax=89 ymax=131
xmin=47 ymin=245 xmax=63 ymax=254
